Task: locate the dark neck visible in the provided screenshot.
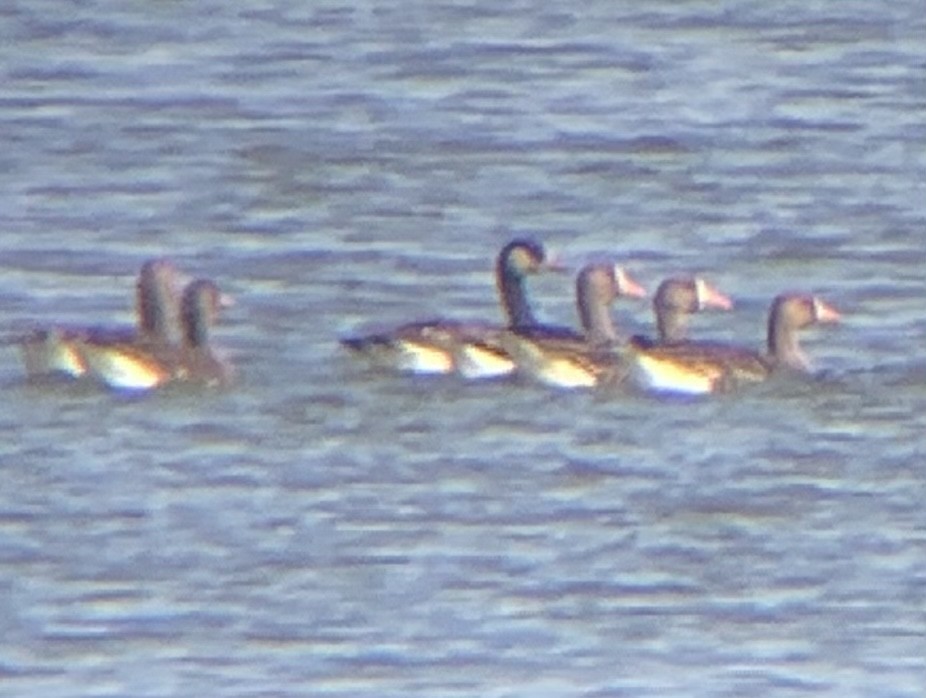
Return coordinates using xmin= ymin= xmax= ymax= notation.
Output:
xmin=767 ymin=306 xmax=806 ymax=369
xmin=497 ymin=259 xmax=536 ymax=327
xmin=182 ymin=300 xmax=210 ymax=348
xmin=137 ymin=279 xmax=172 ymax=341
xmin=577 ymin=273 xmax=617 ymax=345
xmin=657 ymin=307 xmax=687 ymax=343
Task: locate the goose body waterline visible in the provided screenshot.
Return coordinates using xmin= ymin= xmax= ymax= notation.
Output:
xmin=75 ymin=279 xmax=233 ymax=390
xmin=499 ymin=262 xmax=647 ymax=389
xmin=625 ymin=293 xmax=841 ymax=395
xmin=18 ymin=259 xmax=184 ymax=379
xmin=340 ymin=238 xmax=564 ymax=378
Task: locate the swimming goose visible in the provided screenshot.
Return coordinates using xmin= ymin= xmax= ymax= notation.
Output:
xmin=339 ymin=238 xmax=563 ymax=378
xmin=625 ymin=293 xmax=841 ymax=395
xmin=75 ymin=279 xmax=233 ymax=390
xmin=498 ymin=262 xmax=647 ymax=389
xmin=18 ymin=258 xmax=183 ymax=379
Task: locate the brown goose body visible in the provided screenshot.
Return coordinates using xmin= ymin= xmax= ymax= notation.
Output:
xmin=626 ymin=293 xmax=840 ymax=395
xmin=499 ymin=263 xmax=647 ymax=389
xmin=620 ymin=275 xmax=734 ymax=392
xmin=75 ymin=279 xmax=233 ymax=390
xmin=340 ymin=238 xmax=563 ymax=378
xmin=18 ymin=259 xmax=184 ymax=379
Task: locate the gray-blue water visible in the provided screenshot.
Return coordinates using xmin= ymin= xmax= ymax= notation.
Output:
xmin=1 ymin=1 xmax=924 ymax=696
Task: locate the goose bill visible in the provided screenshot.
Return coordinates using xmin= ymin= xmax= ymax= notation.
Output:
xmin=695 ymin=277 xmax=733 ymax=311
xmin=813 ymin=297 xmax=841 ymax=324
xmin=615 ymin=266 xmax=647 ymax=299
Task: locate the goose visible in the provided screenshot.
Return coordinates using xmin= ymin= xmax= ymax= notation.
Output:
xmin=498 ymin=262 xmax=647 ymax=389
xmin=18 ymin=258 xmax=183 ymax=379
xmin=625 ymin=293 xmax=841 ymax=395
xmin=74 ymin=279 xmax=233 ymax=390
xmin=340 ymin=238 xmax=564 ymax=378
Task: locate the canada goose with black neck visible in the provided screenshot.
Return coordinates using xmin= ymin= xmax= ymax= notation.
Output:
xmin=340 ymin=238 xmax=563 ymax=377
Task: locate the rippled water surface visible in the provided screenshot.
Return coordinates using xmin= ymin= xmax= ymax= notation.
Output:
xmin=1 ymin=1 xmax=924 ymax=696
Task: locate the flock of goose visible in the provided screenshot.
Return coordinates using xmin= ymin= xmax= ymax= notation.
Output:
xmin=17 ymin=259 xmax=233 ymax=390
xmin=13 ymin=238 xmax=840 ymax=396
xmin=340 ymin=238 xmax=841 ymax=396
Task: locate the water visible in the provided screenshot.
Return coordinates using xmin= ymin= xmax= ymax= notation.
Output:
xmin=1 ymin=1 xmax=924 ymax=696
